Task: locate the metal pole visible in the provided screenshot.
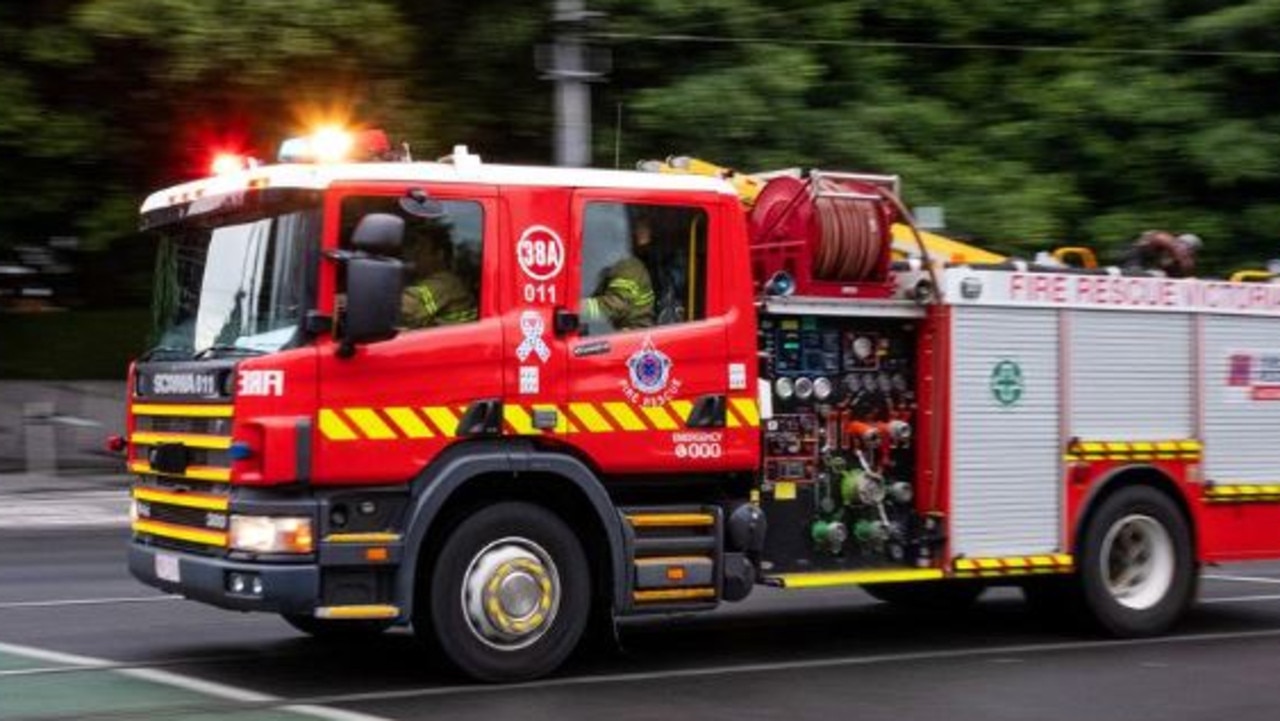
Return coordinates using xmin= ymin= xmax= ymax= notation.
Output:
xmin=553 ymin=0 xmax=591 ymax=167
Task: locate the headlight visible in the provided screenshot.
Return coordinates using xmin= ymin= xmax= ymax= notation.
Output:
xmin=229 ymin=515 xmax=314 ymax=554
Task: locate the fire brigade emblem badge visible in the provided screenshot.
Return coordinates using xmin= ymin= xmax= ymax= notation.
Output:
xmin=990 ymin=359 xmax=1024 ymax=407
xmin=627 ymin=336 xmax=673 ymax=395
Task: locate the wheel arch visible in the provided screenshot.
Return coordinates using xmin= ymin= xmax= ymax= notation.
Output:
xmin=1071 ymin=464 xmax=1198 ymax=561
xmin=394 ymin=440 xmax=626 ymax=624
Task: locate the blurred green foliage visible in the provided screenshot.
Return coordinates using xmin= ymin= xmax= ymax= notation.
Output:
xmin=2 ymin=1 xmax=1280 ymax=346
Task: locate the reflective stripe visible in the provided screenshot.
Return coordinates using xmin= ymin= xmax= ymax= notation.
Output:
xmin=318 ymin=409 xmax=358 ymax=441
xmin=603 ymin=402 xmax=647 ymax=431
xmin=670 ymin=399 xmax=694 ymax=424
xmin=730 ymin=398 xmax=760 ymax=427
xmin=642 ymin=405 xmax=679 ymax=430
xmin=384 ymin=407 xmax=434 ymax=439
xmin=503 ymin=405 xmax=538 ymax=435
xmin=130 ymin=432 xmax=232 ymax=450
xmin=343 ymin=408 xmax=397 ymax=440
xmin=132 ymin=404 xmax=233 ymax=418
xmin=133 ymin=519 xmax=228 ymax=547
xmin=953 ymin=554 xmax=1074 ymax=578
xmin=570 ymin=403 xmax=613 ymax=432
xmin=423 ymin=407 xmax=459 ymax=437
xmin=133 ymin=486 xmax=229 ymax=512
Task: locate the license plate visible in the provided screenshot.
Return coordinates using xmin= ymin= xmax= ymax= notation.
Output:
xmin=155 ymin=553 xmax=181 ymax=583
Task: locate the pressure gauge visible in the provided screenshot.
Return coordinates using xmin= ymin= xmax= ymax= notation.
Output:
xmin=852 ymin=335 xmax=874 ymax=361
xmin=775 ymin=377 xmax=794 ymax=399
xmin=813 ymin=376 xmax=834 ymax=401
xmin=794 ymin=376 xmax=815 ymax=400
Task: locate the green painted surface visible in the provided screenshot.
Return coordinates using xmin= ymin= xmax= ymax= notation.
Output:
xmin=0 ymin=653 xmax=325 ymax=720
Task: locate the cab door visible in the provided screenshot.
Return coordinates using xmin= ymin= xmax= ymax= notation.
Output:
xmin=313 ymin=182 xmax=503 ymax=485
xmin=563 ymin=190 xmax=751 ymax=475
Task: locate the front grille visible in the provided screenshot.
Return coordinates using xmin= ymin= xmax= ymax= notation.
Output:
xmin=136 ymin=415 xmax=232 ymax=435
xmin=132 ymin=471 xmax=232 ymax=557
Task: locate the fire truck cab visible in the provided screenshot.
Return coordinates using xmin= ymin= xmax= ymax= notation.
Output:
xmin=125 ymin=135 xmax=1280 ymax=681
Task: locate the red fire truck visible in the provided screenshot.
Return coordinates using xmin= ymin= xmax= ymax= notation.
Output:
xmin=124 ymin=128 xmax=1280 ymax=681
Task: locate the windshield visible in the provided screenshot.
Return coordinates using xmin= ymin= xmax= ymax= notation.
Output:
xmin=148 ymin=206 xmax=320 ymax=358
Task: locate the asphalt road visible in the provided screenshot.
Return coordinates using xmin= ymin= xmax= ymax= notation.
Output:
xmin=5 ymin=526 xmax=1280 ymax=720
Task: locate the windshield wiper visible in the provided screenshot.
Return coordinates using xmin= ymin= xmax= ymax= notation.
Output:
xmin=192 ymin=345 xmax=265 ymax=360
xmin=140 ymin=345 xmax=190 ymax=361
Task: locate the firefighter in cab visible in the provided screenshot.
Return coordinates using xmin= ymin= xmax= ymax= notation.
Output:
xmin=401 ymin=216 xmax=477 ymax=327
xmin=583 ymin=208 xmax=656 ymax=331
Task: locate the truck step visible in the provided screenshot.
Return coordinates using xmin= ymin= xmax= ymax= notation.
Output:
xmin=313 ymin=604 xmax=400 ymax=620
xmin=621 ymin=506 xmax=722 ymax=611
xmin=764 ymin=568 xmax=944 ymax=589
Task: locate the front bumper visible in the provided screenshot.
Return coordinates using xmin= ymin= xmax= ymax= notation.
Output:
xmin=129 ymin=542 xmax=319 ymax=615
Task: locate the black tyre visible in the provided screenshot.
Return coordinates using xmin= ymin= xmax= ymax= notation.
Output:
xmin=282 ymin=613 xmax=394 ymax=640
xmin=419 ymin=502 xmax=590 ymax=682
xmin=863 ymin=579 xmax=985 ymax=611
xmin=1078 ymin=486 xmax=1195 ymax=637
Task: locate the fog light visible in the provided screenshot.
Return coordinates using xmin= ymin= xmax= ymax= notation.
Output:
xmin=227 ymin=572 xmax=263 ymax=597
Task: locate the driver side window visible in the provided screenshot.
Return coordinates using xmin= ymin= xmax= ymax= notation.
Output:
xmin=339 ymin=195 xmax=484 ymax=331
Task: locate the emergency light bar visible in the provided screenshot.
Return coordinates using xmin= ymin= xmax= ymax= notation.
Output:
xmin=278 ymin=127 xmax=391 ymax=164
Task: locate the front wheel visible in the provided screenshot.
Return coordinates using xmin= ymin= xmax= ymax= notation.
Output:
xmin=420 ymin=502 xmax=590 ymax=682
xmin=1078 ymin=486 xmax=1195 ymax=636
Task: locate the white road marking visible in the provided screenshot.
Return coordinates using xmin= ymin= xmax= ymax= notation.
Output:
xmin=0 ymin=640 xmax=389 ymax=721
xmin=0 ymin=595 xmax=180 ymax=609
xmin=1204 ymin=574 xmax=1280 ymax=585
xmin=296 ymin=627 xmax=1280 ymax=705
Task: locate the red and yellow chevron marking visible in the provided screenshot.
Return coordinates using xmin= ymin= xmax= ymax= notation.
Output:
xmin=317 ymin=398 xmax=760 ymax=442
xmin=1205 ymin=484 xmax=1280 ymax=503
xmin=953 ymin=554 xmax=1074 ymax=578
xmin=1064 ymin=439 xmax=1201 ymax=462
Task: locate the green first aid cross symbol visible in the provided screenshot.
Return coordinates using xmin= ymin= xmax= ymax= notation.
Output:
xmin=990 ymin=359 xmax=1024 ymax=407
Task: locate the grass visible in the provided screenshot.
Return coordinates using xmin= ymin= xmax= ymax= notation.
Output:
xmin=0 ymin=308 xmax=151 ymax=380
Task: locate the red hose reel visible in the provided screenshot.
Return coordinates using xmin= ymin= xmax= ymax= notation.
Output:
xmin=748 ymin=172 xmax=898 ymax=299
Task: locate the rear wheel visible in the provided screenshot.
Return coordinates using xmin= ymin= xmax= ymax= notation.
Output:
xmin=1078 ymin=486 xmax=1195 ymax=636
xmin=419 ymin=502 xmax=590 ymax=682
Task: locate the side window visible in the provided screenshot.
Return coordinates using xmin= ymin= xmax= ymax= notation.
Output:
xmin=578 ymin=202 xmax=707 ymax=336
xmin=339 ymin=195 xmax=483 ymax=329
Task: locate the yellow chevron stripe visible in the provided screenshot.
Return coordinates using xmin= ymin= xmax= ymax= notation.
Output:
xmin=569 ymin=403 xmax=613 ymax=433
xmin=133 ymin=486 xmax=229 ymax=512
xmin=343 ymin=408 xmax=397 ymax=440
xmin=424 ymin=407 xmax=459 ymax=437
xmin=642 ymin=405 xmax=679 ymax=430
xmin=725 ymin=405 xmax=743 ymax=428
xmin=318 ymin=409 xmax=358 ymax=441
xmin=670 ymin=399 xmax=694 ymax=425
xmin=953 ymin=554 xmax=1073 ymax=575
xmin=503 ymin=405 xmax=538 ymax=435
xmin=731 ymin=398 xmax=760 ymax=427
xmin=384 ymin=407 xmax=434 ymax=439
xmin=603 ymin=402 xmax=647 ymax=431
xmin=132 ymin=404 xmax=234 ymax=418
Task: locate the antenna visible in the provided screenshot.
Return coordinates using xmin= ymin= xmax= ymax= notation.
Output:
xmin=614 ymin=102 xmax=623 ymax=169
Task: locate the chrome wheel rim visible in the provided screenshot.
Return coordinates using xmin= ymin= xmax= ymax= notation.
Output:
xmin=1100 ymin=514 xmax=1174 ymax=611
xmin=461 ymin=537 xmax=560 ymax=651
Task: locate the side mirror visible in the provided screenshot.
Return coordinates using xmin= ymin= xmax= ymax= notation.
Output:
xmin=351 ymin=213 xmax=404 ymax=254
xmin=342 ymin=255 xmax=403 ymax=353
